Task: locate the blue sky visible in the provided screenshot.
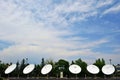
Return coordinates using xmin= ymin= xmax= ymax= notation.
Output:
xmin=0 ymin=0 xmax=120 ymax=64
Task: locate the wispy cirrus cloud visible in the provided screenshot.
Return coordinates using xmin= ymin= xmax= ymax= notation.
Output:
xmin=0 ymin=0 xmax=120 ymax=64
xmin=103 ymin=4 xmax=120 ymax=15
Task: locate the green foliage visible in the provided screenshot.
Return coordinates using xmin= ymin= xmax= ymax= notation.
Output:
xmin=93 ymin=58 xmax=106 ymax=77
xmin=33 ymin=64 xmax=41 ymax=77
xmin=0 ymin=77 xmax=3 ymax=80
xmin=0 ymin=58 xmax=108 ymax=78
xmin=75 ymin=58 xmax=87 ymax=77
xmin=41 ymin=58 xmax=45 ymax=67
xmin=71 ymin=60 xmax=75 ymax=65
xmin=55 ymin=59 xmax=69 ymax=77
xmin=94 ymin=58 xmax=105 ymax=69
xmin=44 ymin=58 xmax=56 ymax=77
xmin=0 ymin=61 xmax=8 ymax=77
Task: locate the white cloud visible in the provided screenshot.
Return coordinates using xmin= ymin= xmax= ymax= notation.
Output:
xmin=0 ymin=0 xmax=119 ymax=64
xmin=103 ymin=4 xmax=120 ymax=15
xmin=114 ymin=48 xmax=120 ymax=53
xmin=96 ymin=0 xmax=113 ymax=8
xmin=79 ymin=39 xmax=108 ymax=49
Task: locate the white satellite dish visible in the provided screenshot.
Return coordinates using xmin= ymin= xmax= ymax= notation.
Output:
xmin=23 ymin=64 xmax=35 ymax=74
xmin=41 ymin=64 xmax=52 ymax=75
xmin=5 ymin=64 xmax=17 ymax=74
xmin=69 ymin=64 xmax=81 ymax=74
xmin=102 ymin=64 xmax=115 ymax=75
xmin=87 ymin=65 xmax=100 ymax=74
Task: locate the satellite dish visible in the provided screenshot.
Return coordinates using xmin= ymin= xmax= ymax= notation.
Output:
xmin=5 ymin=64 xmax=17 ymax=74
xmin=102 ymin=64 xmax=115 ymax=75
xmin=41 ymin=64 xmax=52 ymax=75
xmin=23 ymin=64 xmax=35 ymax=74
xmin=69 ymin=64 xmax=81 ymax=74
xmin=87 ymin=65 xmax=100 ymax=74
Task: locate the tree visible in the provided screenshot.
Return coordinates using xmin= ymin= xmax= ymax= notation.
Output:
xmin=55 ymin=59 xmax=69 ymax=77
xmin=16 ymin=61 xmax=20 ymax=77
xmin=19 ymin=59 xmax=27 ymax=77
xmin=93 ymin=58 xmax=105 ymax=77
xmin=41 ymin=58 xmax=45 ymax=67
xmin=44 ymin=59 xmax=56 ymax=77
xmin=94 ymin=58 xmax=105 ymax=69
xmin=11 ymin=61 xmax=20 ymax=77
xmin=71 ymin=60 xmax=75 ymax=65
xmin=0 ymin=61 xmax=8 ymax=77
xmin=33 ymin=64 xmax=41 ymax=77
xmin=75 ymin=58 xmax=87 ymax=77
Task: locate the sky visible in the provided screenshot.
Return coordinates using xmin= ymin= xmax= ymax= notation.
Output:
xmin=0 ymin=0 xmax=120 ymax=64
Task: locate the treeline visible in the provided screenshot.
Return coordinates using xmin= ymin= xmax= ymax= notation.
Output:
xmin=0 ymin=58 xmax=113 ymax=78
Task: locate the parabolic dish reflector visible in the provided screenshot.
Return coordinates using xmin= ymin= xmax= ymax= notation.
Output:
xmin=23 ymin=64 xmax=35 ymax=74
xmin=87 ymin=65 xmax=100 ymax=74
xmin=41 ymin=64 xmax=52 ymax=75
xmin=69 ymin=64 xmax=81 ymax=74
xmin=102 ymin=64 xmax=115 ymax=75
xmin=5 ymin=64 xmax=17 ymax=74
